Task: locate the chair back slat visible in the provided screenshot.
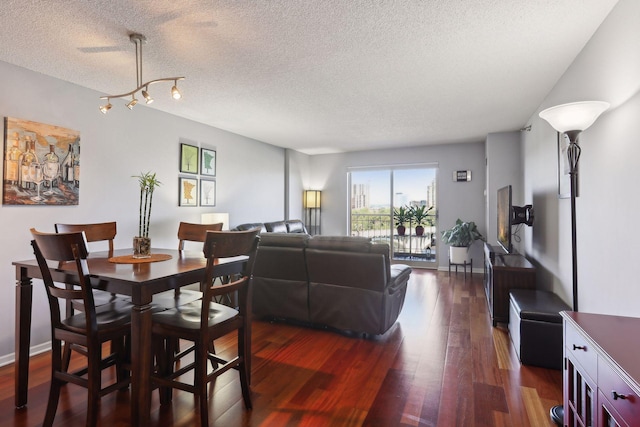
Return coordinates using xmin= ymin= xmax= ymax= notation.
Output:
xmin=177 ymin=221 xmax=223 ymax=250
xmin=55 ymin=222 xmax=117 ymax=254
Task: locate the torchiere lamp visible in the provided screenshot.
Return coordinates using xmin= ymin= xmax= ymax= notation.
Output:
xmin=539 ymin=100 xmax=609 ymax=426
xmin=304 ymin=190 xmax=321 ymax=235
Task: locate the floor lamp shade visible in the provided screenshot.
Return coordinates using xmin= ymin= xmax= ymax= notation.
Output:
xmin=201 ymin=213 xmax=229 ymax=230
xmin=304 ymin=190 xmax=321 ymax=235
xmin=539 ymin=101 xmax=609 ymax=133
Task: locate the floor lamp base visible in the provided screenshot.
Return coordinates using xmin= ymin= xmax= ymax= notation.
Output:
xmin=550 ymin=404 xmax=563 ymax=426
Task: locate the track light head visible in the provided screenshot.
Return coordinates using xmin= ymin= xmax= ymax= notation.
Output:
xmin=126 ymin=97 xmax=138 ymax=110
xmin=99 ymin=101 xmax=112 ymax=114
xmin=141 ymin=89 xmax=153 ymax=104
xmin=171 ymin=81 xmax=182 ymax=100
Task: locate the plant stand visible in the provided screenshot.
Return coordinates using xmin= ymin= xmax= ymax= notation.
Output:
xmin=448 ymin=258 xmax=472 ymax=279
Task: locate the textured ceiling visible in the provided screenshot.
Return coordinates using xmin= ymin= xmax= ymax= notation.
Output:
xmin=0 ymin=1 xmax=618 ymax=154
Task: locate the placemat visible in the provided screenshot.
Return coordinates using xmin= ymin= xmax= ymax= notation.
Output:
xmin=108 ymin=253 xmax=173 ymax=264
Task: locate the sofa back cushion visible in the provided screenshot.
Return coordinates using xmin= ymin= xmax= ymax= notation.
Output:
xmin=307 ymin=235 xmax=372 ymax=252
xmin=234 ymin=222 xmax=267 ymax=233
xmin=264 ymin=220 xmax=288 ymax=233
xmin=285 ymin=219 xmax=307 ymax=233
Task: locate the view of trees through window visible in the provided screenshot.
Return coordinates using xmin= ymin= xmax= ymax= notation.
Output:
xmin=349 ymin=167 xmax=437 ymax=264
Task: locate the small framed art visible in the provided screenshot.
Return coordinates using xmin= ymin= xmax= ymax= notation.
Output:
xmin=200 ymin=178 xmax=216 ymax=206
xmin=201 ymin=148 xmax=216 ymax=176
xmin=180 ymin=142 xmax=199 ymax=174
xmin=179 ymin=177 xmax=198 ymax=206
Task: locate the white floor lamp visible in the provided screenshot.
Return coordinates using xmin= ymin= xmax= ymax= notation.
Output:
xmin=539 ymin=100 xmax=609 ymax=425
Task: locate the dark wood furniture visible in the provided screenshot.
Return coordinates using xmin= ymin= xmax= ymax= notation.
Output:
xmin=561 ymin=311 xmax=640 ymax=427
xmin=483 ymin=242 xmax=536 ymax=326
xmin=30 ymin=229 xmax=132 ymax=426
xmin=55 ymin=221 xmax=117 ymax=254
xmin=152 ymin=229 xmax=260 ymax=426
xmin=13 ymin=247 xmax=246 ymax=426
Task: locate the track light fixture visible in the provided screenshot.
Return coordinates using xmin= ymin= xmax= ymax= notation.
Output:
xmin=99 ymin=33 xmax=184 ymax=113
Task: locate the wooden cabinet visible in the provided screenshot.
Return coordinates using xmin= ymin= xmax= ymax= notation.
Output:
xmin=562 ymin=311 xmax=640 ymax=427
xmin=483 ymin=243 xmax=536 ymax=326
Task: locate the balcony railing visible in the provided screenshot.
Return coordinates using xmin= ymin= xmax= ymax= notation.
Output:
xmin=350 ymin=212 xmax=437 ymax=261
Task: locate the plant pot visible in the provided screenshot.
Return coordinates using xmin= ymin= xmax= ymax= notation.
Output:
xmin=397 ymin=225 xmax=406 ymax=236
xmin=133 ymin=236 xmax=151 ymax=259
xmin=415 ymin=226 xmax=424 ymax=236
xmin=449 ymin=246 xmax=469 ymax=264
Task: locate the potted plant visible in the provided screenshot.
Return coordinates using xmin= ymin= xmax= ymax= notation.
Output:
xmin=132 ymin=171 xmax=161 ymax=258
xmin=440 ymin=218 xmax=484 ymax=264
xmin=393 ymin=205 xmax=410 ymax=236
xmin=409 ymin=205 xmax=433 ymax=236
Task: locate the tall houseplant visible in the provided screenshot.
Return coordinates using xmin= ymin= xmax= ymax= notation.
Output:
xmin=393 ymin=205 xmax=410 ymax=236
xmin=132 ymin=171 xmax=161 ymax=258
xmin=440 ymin=218 xmax=484 ymax=264
xmin=409 ymin=205 xmax=433 ymax=236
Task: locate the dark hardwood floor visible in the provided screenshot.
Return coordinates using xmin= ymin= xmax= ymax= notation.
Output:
xmin=1 ymin=269 xmax=562 ymax=426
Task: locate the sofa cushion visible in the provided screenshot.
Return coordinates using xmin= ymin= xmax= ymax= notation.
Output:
xmin=234 ymin=222 xmax=267 ymax=233
xmin=258 ymin=232 xmax=309 ymax=248
xmin=307 ymin=235 xmax=372 ymax=252
xmin=264 ymin=221 xmax=288 ymax=233
xmin=285 ymin=220 xmax=307 ymax=233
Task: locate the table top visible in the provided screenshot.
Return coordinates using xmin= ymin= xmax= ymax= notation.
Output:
xmin=14 ymin=248 xmax=247 ymax=303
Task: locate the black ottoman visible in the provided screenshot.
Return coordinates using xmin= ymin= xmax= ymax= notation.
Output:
xmin=508 ymin=289 xmax=570 ymax=370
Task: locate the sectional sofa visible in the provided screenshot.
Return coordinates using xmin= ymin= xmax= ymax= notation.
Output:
xmin=250 ymin=233 xmax=412 ymax=336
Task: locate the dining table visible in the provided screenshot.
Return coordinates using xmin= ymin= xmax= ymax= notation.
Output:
xmin=13 ymin=247 xmax=247 ymax=426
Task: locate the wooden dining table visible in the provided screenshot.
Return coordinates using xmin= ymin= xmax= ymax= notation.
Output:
xmin=13 ymin=247 xmax=246 ymax=426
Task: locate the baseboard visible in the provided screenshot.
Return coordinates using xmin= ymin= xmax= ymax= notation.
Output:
xmin=0 ymin=341 xmax=51 ymax=368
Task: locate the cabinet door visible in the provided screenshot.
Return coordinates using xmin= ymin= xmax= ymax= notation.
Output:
xmin=566 ymin=357 xmax=596 ymax=427
xmin=599 ymin=390 xmax=627 ymax=427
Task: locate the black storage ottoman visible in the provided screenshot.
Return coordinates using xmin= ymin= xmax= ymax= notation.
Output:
xmin=508 ymin=289 xmax=570 ymax=370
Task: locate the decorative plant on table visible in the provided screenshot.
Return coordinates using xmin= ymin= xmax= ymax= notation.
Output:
xmin=440 ymin=218 xmax=484 ymax=264
xmin=409 ymin=205 xmax=434 ymax=236
xmin=393 ymin=205 xmax=410 ymax=236
xmin=132 ymin=171 xmax=161 ymax=258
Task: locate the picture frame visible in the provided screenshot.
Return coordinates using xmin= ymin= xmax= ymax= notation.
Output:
xmin=200 ymin=147 xmax=216 ymax=176
xmin=178 ymin=176 xmax=198 ymax=206
xmin=179 ymin=142 xmax=199 ymax=174
xmin=557 ymin=132 xmax=577 ymax=199
xmin=3 ymin=116 xmax=81 ymax=206
xmin=200 ymin=178 xmax=216 ymax=207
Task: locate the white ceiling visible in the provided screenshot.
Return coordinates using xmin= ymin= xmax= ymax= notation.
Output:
xmin=0 ymin=1 xmax=618 ymax=154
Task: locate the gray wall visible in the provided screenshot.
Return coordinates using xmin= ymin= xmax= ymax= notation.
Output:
xmin=522 ymin=0 xmax=640 ymax=315
xmin=0 ymin=60 xmax=286 ymax=361
xmin=307 ymin=142 xmax=487 ymax=268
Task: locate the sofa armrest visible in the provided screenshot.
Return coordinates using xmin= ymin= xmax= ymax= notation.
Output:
xmin=388 ymin=264 xmax=411 ymax=294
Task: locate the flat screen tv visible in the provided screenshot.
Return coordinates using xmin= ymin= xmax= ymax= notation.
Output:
xmin=497 ymin=185 xmax=512 ymax=253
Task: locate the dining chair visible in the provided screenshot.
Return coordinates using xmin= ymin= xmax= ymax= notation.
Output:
xmin=151 ymin=228 xmax=260 ymax=426
xmin=55 ymin=222 xmax=129 ymax=370
xmin=30 ymin=228 xmax=132 ymax=427
xmin=151 ymin=221 xmax=224 ymax=309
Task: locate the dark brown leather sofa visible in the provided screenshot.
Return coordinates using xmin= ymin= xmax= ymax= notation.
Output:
xmin=252 ymin=234 xmax=411 ymax=335
xmin=234 ymin=219 xmax=307 ymax=234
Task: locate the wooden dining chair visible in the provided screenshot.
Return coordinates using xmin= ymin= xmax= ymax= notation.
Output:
xmin=151 ymin=228 xmax=260 ymax=426
xmin=151 ymin=221 xmax=224 ymax=309
xmin=30 ymin=228 xmax=132 ymax=427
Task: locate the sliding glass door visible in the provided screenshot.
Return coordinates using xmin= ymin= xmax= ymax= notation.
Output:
xmin=349 ymin=166 xmax=437 ymax=267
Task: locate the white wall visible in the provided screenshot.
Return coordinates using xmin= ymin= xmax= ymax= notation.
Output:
xmin=523 ymin=0 xmax=640 ymax=314
xmin=308 ymin=142 xmax=487 ymax=269
xmin=0 ymin=61 xmax=286 ymax=359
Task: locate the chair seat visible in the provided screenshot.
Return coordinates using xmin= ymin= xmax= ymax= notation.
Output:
xmin=152 ymin=289 xmax=203 ymax=310
xmin=62 ymin=300 xmax=132 ymax=333
xmin=152 ymin=300 xmax=238 ymax=331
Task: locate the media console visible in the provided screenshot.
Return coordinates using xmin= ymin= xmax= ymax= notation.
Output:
xmin=483 ymin=242 xmax=536 ymax=326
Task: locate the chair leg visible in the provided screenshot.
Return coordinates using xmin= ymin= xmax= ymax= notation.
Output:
xmin=61 ymin=341 xmax=72 ymax=373
xmin=196 ymin=342 xmax=210 ymax=427
xmin=157 ymin=337 xmax=174 ymax=405
xmin=238 ymin=326 xmax=252 ymax=409
xmin=44 ymin=340 xmax=63 ymax=427
xmin=86 ymin=344 xmax=102 ymax=427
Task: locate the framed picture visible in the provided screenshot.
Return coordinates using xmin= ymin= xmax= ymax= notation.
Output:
xmin=200 ymin=148 xmax=216 ymax=176
xmin=3 ymin=116 xmax=81 ymax=206
xmin=557 ymin=132 xmax=577 ymax=199
xmin=179 ymin=177 xmax=198 ymax=206
xmin=200 ymin=178 xmax=216 ymax=206
xmin=179 ymin=142 xmax=199 ymax=174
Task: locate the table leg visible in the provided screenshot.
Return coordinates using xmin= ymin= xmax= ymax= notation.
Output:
xmin=130 ymin=302 xmax=153 ymax=426
xmin=15 ymin=273 xmax=33 ymax=408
